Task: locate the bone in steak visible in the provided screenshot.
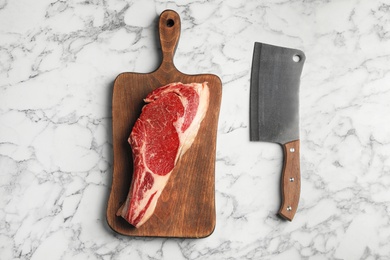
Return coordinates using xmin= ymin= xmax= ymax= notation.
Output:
xmin=117 ymin=82 xmax=210 ymax=228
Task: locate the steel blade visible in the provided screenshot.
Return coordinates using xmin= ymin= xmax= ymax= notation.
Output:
xmin=250 ymin=42 xmax=305 ymax=145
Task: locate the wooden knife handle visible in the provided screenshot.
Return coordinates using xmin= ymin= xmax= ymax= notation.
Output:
xmin=158 ymin=10 xmax=181 ymax=69
xmin=278 ymin=140 xmax=301 ymax=221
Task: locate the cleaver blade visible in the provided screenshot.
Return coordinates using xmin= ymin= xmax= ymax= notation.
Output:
xmin=250 ymin=42 xmax=305 ymax=221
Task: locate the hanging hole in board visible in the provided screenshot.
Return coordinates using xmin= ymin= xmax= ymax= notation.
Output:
xmin=293 ymin=54 xmax=301 ymax=62
xmin=166 ymin=19 xmax=174 ymax=27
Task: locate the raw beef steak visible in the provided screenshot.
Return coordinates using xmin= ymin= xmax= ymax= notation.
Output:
xmin=117 ymin=82 xmax=210 ymax=228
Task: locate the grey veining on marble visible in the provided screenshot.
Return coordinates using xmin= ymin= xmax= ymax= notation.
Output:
xmin=1 ymin=0 xmax=390 ymax=259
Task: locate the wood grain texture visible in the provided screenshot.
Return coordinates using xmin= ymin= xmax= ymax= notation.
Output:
xmin=278 ymin=140 xmax=301 ymax=221
xmin=106 ymin=10 xmax=222 ymax=238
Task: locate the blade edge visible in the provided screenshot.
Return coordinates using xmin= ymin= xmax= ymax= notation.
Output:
xmin=249 ymin=42 xmax=262 ymax=141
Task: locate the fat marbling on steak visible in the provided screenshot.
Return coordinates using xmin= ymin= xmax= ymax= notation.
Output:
xmin=117 ymin=82 xmax=210 ymax=228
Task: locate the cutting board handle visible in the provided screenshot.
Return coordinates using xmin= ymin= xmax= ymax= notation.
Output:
xmin=158 ymin=10 xmax=181 ymax=72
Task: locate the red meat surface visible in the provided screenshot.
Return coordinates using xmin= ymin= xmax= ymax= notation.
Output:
xmin=117 ymin=82 xmax=210 ymax=228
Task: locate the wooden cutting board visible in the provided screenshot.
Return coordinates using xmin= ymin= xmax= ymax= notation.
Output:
xmin=106 ymin=10 xmax=222 ymax=238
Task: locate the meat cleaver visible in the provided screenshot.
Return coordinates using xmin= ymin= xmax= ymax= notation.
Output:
xmin=250 ymin=42 xmax=305 ymax=221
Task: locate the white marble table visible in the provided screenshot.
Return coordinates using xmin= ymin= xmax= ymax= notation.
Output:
xmin=1 ymin=0 xmax=390 ymax=259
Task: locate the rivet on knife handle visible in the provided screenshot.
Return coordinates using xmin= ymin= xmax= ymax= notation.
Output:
xmin=278 ymin=140 xmax=301 ymax=221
